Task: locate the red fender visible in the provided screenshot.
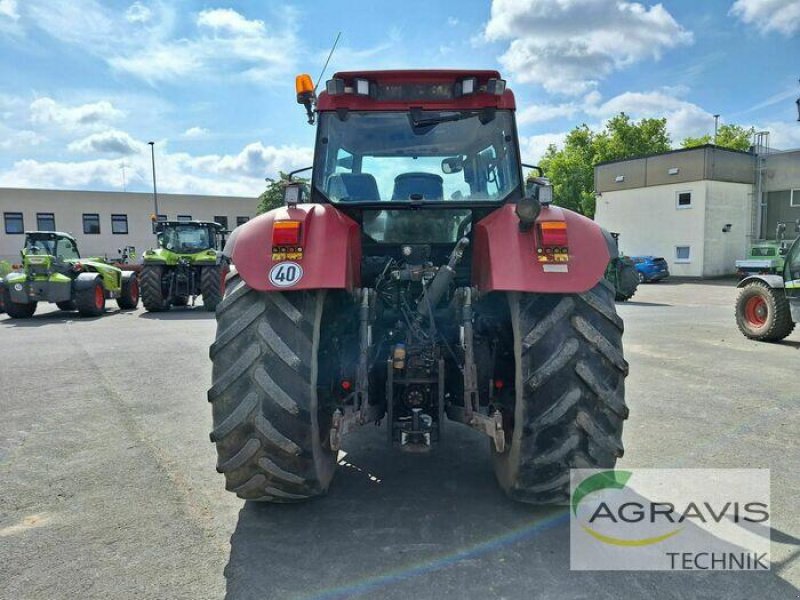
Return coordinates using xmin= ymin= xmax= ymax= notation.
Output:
xmin=472 ymin=204 xmax=610 ymax=294
xmin=228 ymin=204 xmax=361 ymax=292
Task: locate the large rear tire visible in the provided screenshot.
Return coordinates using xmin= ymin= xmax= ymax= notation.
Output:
xmin=492 ymin=280 xmax=629 ymax=504
xmin=200 ymin=264 xmax=226 ymax=312
xmin=141 ymin=265 xmax=170 ymax=312
xmin=735 ymin=281 xmax=794 ymax=342
xmin=208 ymin=269 xmax=337 ymax=501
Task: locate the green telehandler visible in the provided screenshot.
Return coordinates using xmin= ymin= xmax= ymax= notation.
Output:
xmin=0 ymin=231 xmax=139 ymax=319
xmin=140 ymin=220 xmax=228 ymax=312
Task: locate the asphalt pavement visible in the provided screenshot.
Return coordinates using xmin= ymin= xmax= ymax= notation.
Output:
xmin=1 ymin=280 xmax=798 ymax=600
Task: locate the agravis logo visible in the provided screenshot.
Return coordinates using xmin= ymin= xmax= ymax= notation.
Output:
xmin=569 ymin=469 xmax=771 ymax=571
xmin=571 ymin=470 xmax=682 ymax=547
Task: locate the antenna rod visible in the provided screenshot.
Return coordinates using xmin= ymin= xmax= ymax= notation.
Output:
xmin=314 ymin=32 xmax=341 ymax=95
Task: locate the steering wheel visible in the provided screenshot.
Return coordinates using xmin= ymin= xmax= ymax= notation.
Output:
xmin=28 ymin=245 xmax=43 ymax=255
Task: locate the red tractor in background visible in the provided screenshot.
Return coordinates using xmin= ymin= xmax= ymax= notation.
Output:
xmin=208 ymin=70 xmax=628 ymax=504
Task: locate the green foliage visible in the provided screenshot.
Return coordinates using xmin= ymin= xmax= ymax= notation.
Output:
xmin=257 ymin=171 xmax=310 ymax=214
xmin=681 ymin=124 xmax=754 ymax=152
xmin=0 ymin=260 xmax=10 ymax=277
xmin=537 ymin=113 xmax=671 ymax=217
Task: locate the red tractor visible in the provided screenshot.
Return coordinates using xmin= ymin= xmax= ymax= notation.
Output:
xmin=209 ymin=70 xmax=628 ymax=504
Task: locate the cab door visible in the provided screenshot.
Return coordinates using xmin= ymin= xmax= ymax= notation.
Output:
xmin=783 ymin=237 xmax=800 ymax=322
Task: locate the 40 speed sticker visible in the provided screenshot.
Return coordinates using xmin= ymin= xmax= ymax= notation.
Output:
xmin=269 ymin=261 xmax=303 ymax=287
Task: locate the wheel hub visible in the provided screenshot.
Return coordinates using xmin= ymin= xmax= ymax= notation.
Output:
xmin=744 ymin=296 xmax=768 ymax=326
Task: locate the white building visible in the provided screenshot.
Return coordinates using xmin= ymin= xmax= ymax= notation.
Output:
xmin=0 ymin=188 xmax=258 ymax=263
xmin=594 ymin=146 xmax=756 ymax=277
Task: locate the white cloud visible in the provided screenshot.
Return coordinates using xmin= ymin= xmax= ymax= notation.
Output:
xmin=24 ymin=1 xmax=296 ymax=84
xmin=484 ymin=0 xmax=693 ymax=95
xmin=196 ymin=8 xmax=265 ymax=36
xmin=183 ymin=126 xmax=209 ymax=138
xmin=0 ymin=129 xmax=46 ymax=149
xmin=517 ymin=102 xmax=579 ymax=125
xmin=519 ymin=132 xmax=569 ymax=165
xmin=0 ymin=0 xmax=19 ymax=20
xmin=68 ymin=129 xmax=141 ymax=155
xmin=125 ymin=1 xmax=152 ymax=24
xmin=730 ymin=0 xmax=800 ymax=35
xmin=0 ymin=139 xmax=313 ymax=196
xmin=762 ymin=121 xmax=800 ymax=150
xmin=447 ymin=16 xmax=459 ymax=26
xmin=29 ymin=97 xmax=124 ymax=132
xmin=585 ymin=90 xmax=715 ymax=142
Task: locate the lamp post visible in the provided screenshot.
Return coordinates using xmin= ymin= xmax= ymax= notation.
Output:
xmin=713 ymin=114 xmax=720 ymax=144
xmin=148 ymin=141 xmax=159 ymax=220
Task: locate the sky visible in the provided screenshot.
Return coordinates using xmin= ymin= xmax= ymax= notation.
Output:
xmin=0 ymin=0 xmax=798 ymax=197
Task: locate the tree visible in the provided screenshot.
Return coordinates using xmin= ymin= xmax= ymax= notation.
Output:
xmin=681 ymin=124 xmax=754 ymax=152
xmin=537 ymin=113 xmax=671 ymax=217
xmin=257 ymin=171 xmax=310 ymax=214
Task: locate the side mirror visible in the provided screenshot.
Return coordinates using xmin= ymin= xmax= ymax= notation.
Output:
xmin=780 ymin=246 xmax=788 ymax=256
xmin=441 ymin=156 xmax=464 ymax=174
xmin=284 ymin=182 xmax=304 ymax=206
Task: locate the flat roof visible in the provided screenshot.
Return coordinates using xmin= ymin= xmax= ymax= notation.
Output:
xmin=595 ymin=144 xmax=752 ymax=167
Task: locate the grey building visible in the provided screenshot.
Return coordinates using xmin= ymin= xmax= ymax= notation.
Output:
xmin=0 ymin=188 xmax=258 ymax=263
xmin=594 ymin=144 xmax=800 ymax=277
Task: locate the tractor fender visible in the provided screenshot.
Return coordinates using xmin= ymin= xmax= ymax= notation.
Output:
xmin=225 ymin=203 xmax=362 ymax=292
xmin=73 ymin=272 xmax=103 ymax=291
xmin=472 ymin=204 xmax=611 ymax=294
xmin=737 ymin=275 xmax=784 ymax=289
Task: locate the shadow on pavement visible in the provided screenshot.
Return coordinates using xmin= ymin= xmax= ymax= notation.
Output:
xmin=223 ymin=426 xmax=797 ymax=600
xmin=0 ymin=308 xmax=129 ymax=327
xmin=138 ymin=308 xmax=215 ymax=320
xmin=618 ymin=301 xmax=672 ymax=307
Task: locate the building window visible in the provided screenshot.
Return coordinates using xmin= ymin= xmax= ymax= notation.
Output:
xmin=675 ymin=246 xmax=691 ymax=263
xmin=214 ymin=215 xmax=229 ymax=230
xmin=111 ymin=214 xmax=129 ymax=234
xmin=791 ymin=189 xmax=800 ymax=207
xmin=236 ymin=216 xmax=250 ymax=226
xmin=676 ymin=191 xmax=692 ymax=209
xmin=83 ymin=213 xmax=101 ymax=234
xmin=157 ymin=214 xmax=167 ymax=222
xmin=4 ymin=212 xmax=23 ymax=234
xmin=37 ymin=212 xmax=55 ymax=231
xmin=177 ymin=215 xmax=192 ymax=222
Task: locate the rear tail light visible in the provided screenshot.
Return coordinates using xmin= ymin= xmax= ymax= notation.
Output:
xmin=272 ymin=220 xmax=302 ymax=246
xmin=537 ymin=221 xmax=569 ymax=264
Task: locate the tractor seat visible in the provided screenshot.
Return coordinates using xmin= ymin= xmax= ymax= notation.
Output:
xmin=392 ymin=172 xmax=444 ymax=201
xmin=327 ymin=173 xmax=380 ymax=202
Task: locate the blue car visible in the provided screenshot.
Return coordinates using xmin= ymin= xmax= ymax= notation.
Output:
xmin=630 ymin=256 xmax=670 ymax=283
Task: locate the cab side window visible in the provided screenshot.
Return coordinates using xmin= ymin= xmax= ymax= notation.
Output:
xmin=787 ymin=242 xmax=800 ymax=281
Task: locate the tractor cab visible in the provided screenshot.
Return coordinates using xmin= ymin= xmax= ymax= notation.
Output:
xmin=22 ymin=231 xmax=81 ymax=275
xmin=154 ymin=221 xmax=225 ymax=254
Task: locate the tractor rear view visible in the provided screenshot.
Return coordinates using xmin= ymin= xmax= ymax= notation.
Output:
xmin=140 ymin=221 xmax=228 ymax=312
xmin=209 ymin=70 xmax=628 ymax=504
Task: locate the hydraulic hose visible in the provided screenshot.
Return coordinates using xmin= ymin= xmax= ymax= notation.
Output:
xmin=416 ymin=237 xmax=469 ymax=319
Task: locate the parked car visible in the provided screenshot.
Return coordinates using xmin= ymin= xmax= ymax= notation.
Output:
xmin=630 ymin=256 xmax=670 ymax=283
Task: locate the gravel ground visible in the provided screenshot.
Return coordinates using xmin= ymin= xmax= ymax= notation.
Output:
xmin=0 ymin=279 xmax=797 ymax=600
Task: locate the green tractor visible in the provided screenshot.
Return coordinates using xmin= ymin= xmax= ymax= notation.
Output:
xmin=604 ymin=232 xmax=639 ymax=302
xmin=735 ymin=233 xmax=800 ymax=342
xmin=735 ymin=221 xmax=800 ymax=279
xmin=140 ymin=220 xmax=228 ymax=312
xmin=0 ymin=231 xmax=139 ymax=319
